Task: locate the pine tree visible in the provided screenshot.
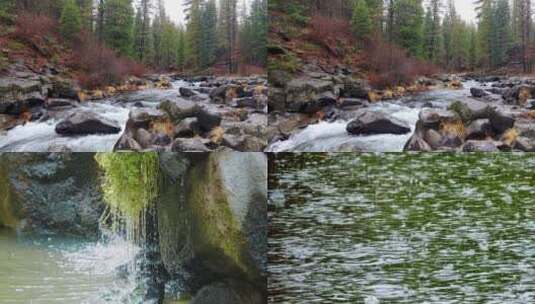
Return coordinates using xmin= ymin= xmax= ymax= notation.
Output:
xmin=393 ymin=0 xmax=424 ymax=58
xmin=102 ymin=0 xmax=135 ymax=57
xmin=351 ymin=0 xmax=372 ymax=41
xmin=491 ymin=0 xmax=511 ymax=67
xmin=219 ymin=0 xmax=239 ymax=73
xmin=200 ymin=0 xmax=218 ymax=69
xmin=185 ymin=0 xmax=203 ymax=70
xmin=60 ymin=0 xmax=82 ymax=42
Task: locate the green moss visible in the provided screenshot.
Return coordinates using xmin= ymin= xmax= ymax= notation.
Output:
xmin=95 ymin=153 xmax=160 ymax=219
xmin=187 ymin=157 xmax=254 ymax=278
xmin=448 ymin=100 xmax=472 ymax=123
xmin=0 ymin=159 xmax=20 ymax=228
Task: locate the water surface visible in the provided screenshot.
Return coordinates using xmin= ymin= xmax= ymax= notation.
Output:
xmin=269 ymin=153 xmax=535 ymax=303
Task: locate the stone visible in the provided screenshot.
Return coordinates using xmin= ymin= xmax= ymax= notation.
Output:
xmin=46 ymin=98 xmax=77 ymax=110
xmin=179 ymin=87 xmax=198 ymax=98
xmin=404 ymin=134 xmax=432 ymax=151
xmin=466 ymin=119 xmax=493 ymax=140
xmin=470 ymin=87 xmax=488 ymax=98
xmin=174 ymin=117 xmax=200 ymax=138
xmin=423 ymin=129 xmax=443 ymax=149
xmin=135 ymin=128 xmax=154 ymax=148
xmin=171 ymin=138 xmax=211 ymax=152
xmin=514 ymin=136 xmax=535 ymax=152
xmin=462 ymin=140 xmax=500 ymax=152
xmin=55 ymin=112 xmax=121 ymax=135
xmin=448 ymin=100 xmax=493 ymax=123
xmin=489 ymin=110 xmax=515 ymax=134
xmin=159 ymin=99 xmax=201 ymax=123
xmin=419 ymin=108 xmax=459 ymax=128
xmin=49 ymin=77 xmax=81 ymax=100
xmin=346 ymin=111 xmax=411 ymax=135
xmin=197 ymin=109 xmax=222 ymax=133
xmin=129 ymin=108 xmax=168 ymax=129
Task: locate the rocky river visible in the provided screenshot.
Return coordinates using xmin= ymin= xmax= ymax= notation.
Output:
xmin=268 ymin=64 xmax=535 ymax=152
xmin=0 ymin=63 xmax=267 ymax=152
xmin=269 ymin=153 xmax=535 ymax=303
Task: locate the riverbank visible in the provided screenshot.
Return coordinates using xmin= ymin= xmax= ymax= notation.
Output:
xmin=268 ymin=64 xmax=535 ymax=152
xmin=0 ymin=62 xmax=267 ymax=152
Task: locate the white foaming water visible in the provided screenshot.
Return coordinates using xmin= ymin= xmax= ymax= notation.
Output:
xmin=268 ymin=80 xmax=483 ymax=152
xmin=0 ymin=102 xmax=130 ymax=152
xmin=268 ymin=103 xmax=420 ymax=152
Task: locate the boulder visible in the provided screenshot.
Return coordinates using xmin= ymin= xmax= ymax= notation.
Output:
xmin=49 ymin=77 xmax=81 ymax=100
xmin=404 ymin=133 xmax=432 ymax=151
xmin=268 ymin=87 xmax=286 ymax=112
xmin=346 ymin=111 xmax=411 ymax=135
xmin=197 ymin=109 xmax=222 ymax=133
xmin=462 ymin=140 xmax=500 ymax=152
xmin=171 ymin=138 xmax=211 ymax=152
xmin=489 ymin=110 xmax=515 ymax=134
xmin=503 ymin=85 xmax=535 ymax=105
xmin=179 ymin=87 xmax=198 ymax=98
xmin=470 ymin=87 xmax=488 ymax=98
xmin=285 ymin=78 xmax=335 ymax=113
xmin=55 ymin=111 xmax=121 ymax=135
xmin=340 ymin=78 xmax=371 ymax=99
xmin=159 ymin=99 xmax=201 ymax=122
xmin=129 ymin=108 xmax=168 ymax=129
xmin=174 ymin=117 xmax=200 ymax=138
xmin=514 ymin=136 xmax=535 ymax=152
xmin=465 ymin=119 xmax=493 ymax=140
xmin=448 ymin=100 xmax=493 ymax=123
xmin=339 ymin=98 xmax=368 ymax=109
xmin=0 ymin=154 xmax=105 ymax=237
xmin=419 ymin=108 xmax=459 ymax=128
xmin=0 ymin=78 xmax=46 ymax=114
xmin=423 ymin=129 xmax=443 ymax=149
xmin=45 ymin=98 xmax=77 ymax=110
xmin=135 ymin=128 xmax=154 ymax=148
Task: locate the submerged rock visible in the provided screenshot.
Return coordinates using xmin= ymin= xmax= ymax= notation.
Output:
xmin=55 ymin=111 xmax=121 ymax=135
xmin=346 ymin=111 xmax=411 ymax=135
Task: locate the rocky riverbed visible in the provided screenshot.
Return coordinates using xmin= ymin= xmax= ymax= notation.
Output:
xmin=268 ymin=64 xmax=535 ymax=152
xmin=0 ymin=63 xmax=267 ymax=152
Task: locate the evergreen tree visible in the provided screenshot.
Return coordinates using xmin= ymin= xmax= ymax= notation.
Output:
xmin=491 ymin=0 xmax=511 ymax=67
xmin=392 ymin=0 xmax=424 ymax=58
xmin=200 ymin=0 xmax=218 ymax=69
xmin=351 ymin=0 xmax=372 ymax=41
xmin=219 ymin=0 xmax=239 ymax=73
xmin=102 ymin=0 xmax=135 ymax=57
xmin=60 ymin=0 xmax=82 ymax=42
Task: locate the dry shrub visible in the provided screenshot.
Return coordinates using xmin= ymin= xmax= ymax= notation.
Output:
xmin=365 ymin=40 xmax=439 ymax=89
xmin=440 ymin=120 xmax=466 ymax=138
xmin=150 ymin=119 xmax=174 ymax=137
xmin=72 ymin=32 xmax=147 ymax=89
xmin=501 ymin=128 xmax=519 ymax=146
xmin=12 ymin=12 xmax=56 ymax=41
xmin=308 ymin=14 xmax=353 ymax=57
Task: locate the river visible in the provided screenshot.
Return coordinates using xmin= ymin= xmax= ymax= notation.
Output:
xmin=269 ymin=153 xmax=535 ymax=303
xmin=0 ymin=80 xmax=190 ymax=152
xmin=0 ymin=228 xmax=140 ymax=304
xmin=267 ymin=80 xmax=482 ymax=152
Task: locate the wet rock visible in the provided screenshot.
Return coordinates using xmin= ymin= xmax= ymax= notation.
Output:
xmin=114 ymin=134 xmax=143 ymax=151
xmin=171 ymin=137 xmax=211 ymax=151
xmin=49 ymin=77 xmax=81 ymax=100
xmin=340 ymin=78 xmax=371 ymax=99
xmin=197 ymin=109 xmax=222 ymax=133
xmin=179 ymin=87 xmax=198 ymax=98
xmin=470 ymin=87 xmax=488 ymax=98
xmin=45 ymin=98 xmax=77 ymax=110
xmin=191 ymin=280 xmax=264 ymax=304
xmin=268 ymin=70 xmax=291 ymax=88
xmin=0 ymin=78 xmax=46 ymax=114
xmin=503 ymin=85 xmax=535 ymax=105
xmin=129 ymin=108 xmax=168 ymax=129
xmin=462 ymin=140 xmax=500 ymax=152
xmin=346 ymin=111 xmax=411 ymax=135
xmin=235 ymin=97 xmax=258 ymax=109
xmin=339 ymin=98 xmax=368 ymax=109
xmin=159 ymin=99 xmax=201 ymax=122
xmin=136 ymin=128 xmax=154 ymax=148
xmin=448 ymin=100 xmax=493 ymax=123
xmin=419 ymin=108 xmax=459 ymax=128
xmin=285 ymin=78 xmax=335 ymax=113
xmin=466 ymin=119 xmax=493 ymax=140
xmin=55 ymin=111 xmax=121 ymax=135
xmin=514 ymin=136 xmax=535 ymax=152
xmin=152 ymin=133 xmax=171 ymax=146
xmin=0 ymin=154 xmax=105 ymax=237
xmin=174 ymin=117 xmax=200 ymax=138
xmin=423 ymin=129 xmax=443 ymax=149
xmin=404 ymin=133 xmax=432 ymax=151
xmin=0 ymin=114 xmax=18 ymax=130
xmin=489 ymin=110 xmax=515 ymax=134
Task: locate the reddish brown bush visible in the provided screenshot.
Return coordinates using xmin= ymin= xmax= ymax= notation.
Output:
xmin=12 ymin=12 xmax=56 ymax=40
xmin=72 ymin=32 xmax=147 ymax=89
xmin=364 ymin=40 xmax=439 ymax=89
xmin=308 ymin=14 xmax=354 ymax=57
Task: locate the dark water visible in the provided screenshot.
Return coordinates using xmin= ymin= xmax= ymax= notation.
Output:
xmin=269 ymin=153 xmax=535 ymax=303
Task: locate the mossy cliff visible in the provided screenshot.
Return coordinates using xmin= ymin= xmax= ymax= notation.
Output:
xmin=0 ymin=153 xmax=105 ymax=237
